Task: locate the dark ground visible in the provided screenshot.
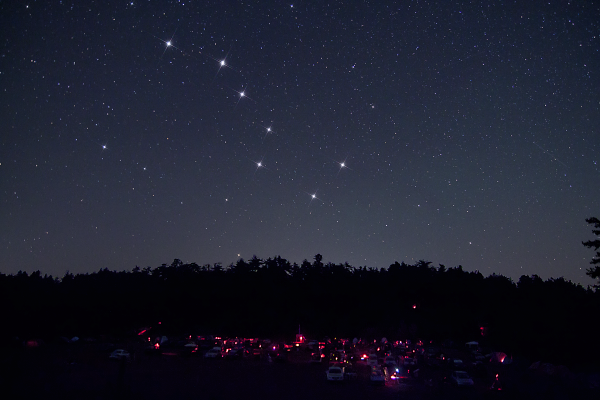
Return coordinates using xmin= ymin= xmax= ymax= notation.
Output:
xmin=1 ymin=343 xmax=597 ymax=400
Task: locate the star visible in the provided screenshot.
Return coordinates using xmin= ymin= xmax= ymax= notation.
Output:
xmin=210 ymin=44 xmax=238 ymax=77
xmin=307 ymin=190 xmax=322 ymax=207
xmin=229 ymin=86 xmax=254 ymax=106
xmin=148 ymin=29 xmax=181 ymax=59
xmin=334 ymin=157 xmax=352 ymax=176
xmin=260 ymin=124 xmax=275 ymax=142
xmin=249 ymin=157 xmax=268 ymax=178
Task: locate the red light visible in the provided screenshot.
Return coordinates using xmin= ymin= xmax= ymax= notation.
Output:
xmin=413 ymin=304 xmax=416 ymax=309
xmin=154 ymin=343 xmax=160 ymax=349
xmin=138 ymin=329 xmax=147 ymax=336
xmin=158 ymin=321 xmax=161 ymax=325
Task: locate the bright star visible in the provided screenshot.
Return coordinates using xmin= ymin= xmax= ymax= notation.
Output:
xmin=148 ymin=29 xmax=180 ymax=59
xmin=335 ymin=157 xmax=352 ymax=176
xmin=229 ymin=86 xmax=254 ymax=106
xmin=249 ymin=157 xmax=268 ymax=178
xmin=307 ymin=190 xmax=322 ymax=207
xmin=259 ymin=124 xmax=276 ymax=142
xmin=211 ymin=45 xmax=238 ymax=77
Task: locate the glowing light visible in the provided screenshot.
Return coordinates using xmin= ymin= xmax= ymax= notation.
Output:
xmin=334 ymin=158 xmax=351 ymax=176
xmin=166 ymin=41 xmax=172 ymax=47
xmin=239 ymin=91 xmax=245 ymax=97
xmin=220 ymin=60 xmax=226 ymax=66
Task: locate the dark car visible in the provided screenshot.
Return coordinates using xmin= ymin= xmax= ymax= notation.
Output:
xmin=224 ymin=348 xmax=245 ymax=360
xmin=274 ymin=351 xmax=288 ymax=362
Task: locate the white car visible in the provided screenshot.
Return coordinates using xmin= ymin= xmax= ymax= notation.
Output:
xmin=204 ymin=347 xmax=222 ymax=358
xmin=451 ymin=370 xmax=474 ymax=387
xmin=326 ymin=366 xmax=345 ymax=382
xmin=109 ymin=349 xmax=130 ymax=361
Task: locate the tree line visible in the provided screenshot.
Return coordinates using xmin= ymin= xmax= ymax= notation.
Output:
xmin=2 ymin=253 xmax=599 ymax=368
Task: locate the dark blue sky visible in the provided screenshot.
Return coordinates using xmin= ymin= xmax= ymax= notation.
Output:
xmin=1 ymin=1 xmax=599 ymax=284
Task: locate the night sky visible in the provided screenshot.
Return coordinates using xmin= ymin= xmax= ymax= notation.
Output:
xmin=2 ymin=1 xmax=599 ymax=284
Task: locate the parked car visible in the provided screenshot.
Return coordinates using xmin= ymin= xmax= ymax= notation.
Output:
xmin=384 ymin=356 xmax=398 ymax=368
xmin=274 ymin=351 xmax=288 ymax=362
xmin=403 ymin=356 xmax=416 ymax=367
xmin=326 ymin=365 xmax=345 ymax=382
xmin=370 ymin=368 xmax=386 ymax=385
xmin=224 ymin=348 xmax=245 ymax=360
xmin=451 ymin=370 xmax=474 ymax=387
xmin=204 ymin=347 xmax=222 ymax=358
xmin=310 ymin=351 xmax=324 ymax=363
xmin=344 ymin=365 xmax=358 ymax=380
xmin=367 ymin=353 xmax=379 ymax=366
xmin=252 ymin=347 xmax=262 ymax=359
xmin=109 ymin=349 xmax=130 ymax=361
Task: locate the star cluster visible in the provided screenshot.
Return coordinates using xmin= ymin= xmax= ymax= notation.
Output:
xmin=1 ymin=1 xmax=599 ymax=284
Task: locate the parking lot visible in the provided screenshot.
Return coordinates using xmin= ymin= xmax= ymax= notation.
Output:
xmin=10 ymin=345 xmax=494 ymax=400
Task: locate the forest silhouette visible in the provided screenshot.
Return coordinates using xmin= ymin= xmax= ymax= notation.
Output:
xmin=2 ymin=254 xmax=599 ymax=368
